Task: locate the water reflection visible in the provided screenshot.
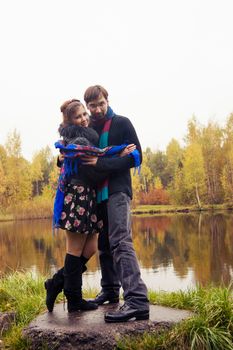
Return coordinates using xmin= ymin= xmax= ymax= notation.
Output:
xmin=0 ymin=212 xmax=232 ymax=291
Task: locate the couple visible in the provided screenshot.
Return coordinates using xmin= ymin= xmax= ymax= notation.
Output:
xmin=45 ymin=85 xmax=149 ymax=323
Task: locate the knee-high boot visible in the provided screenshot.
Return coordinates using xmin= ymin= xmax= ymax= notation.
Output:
xmin=45 ymin=267 xmax=64 ymax=312
xmin=63 ymin=253 xmax=98 ymax=312
xmin=44 ymin=256 xmax=89 ymax=312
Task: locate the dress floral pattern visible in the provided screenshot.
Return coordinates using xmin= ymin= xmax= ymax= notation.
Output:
xmin=59 ymin=182 xmax=103 ymax=234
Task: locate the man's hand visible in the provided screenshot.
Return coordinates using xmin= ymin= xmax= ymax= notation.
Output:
xmin=81 ymin=155 xmax=98 ymax=166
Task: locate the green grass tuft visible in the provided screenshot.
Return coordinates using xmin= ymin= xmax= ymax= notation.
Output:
xmin=0 ymin=271 xmax=46 ymax=349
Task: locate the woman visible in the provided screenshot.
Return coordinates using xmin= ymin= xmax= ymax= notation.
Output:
xmin=45 ymin=100 xmax=135 ymax=313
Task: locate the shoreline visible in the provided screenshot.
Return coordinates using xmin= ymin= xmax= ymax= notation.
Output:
xmin=131 ymin=203 xmax=233 ymax=215
xmin=0 ymin=204 xmax=232 ymax=222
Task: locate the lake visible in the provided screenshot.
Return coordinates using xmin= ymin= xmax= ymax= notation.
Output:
xmin=0 ymin=211 xmax=232 ymax=291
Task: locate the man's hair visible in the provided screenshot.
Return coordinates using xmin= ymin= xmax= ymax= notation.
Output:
xmin=84 ymin=85 xmax=108 ymax=104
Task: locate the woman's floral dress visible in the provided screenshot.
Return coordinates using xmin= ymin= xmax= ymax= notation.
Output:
xmin=59 ymin=182 xmax=103 ymax=234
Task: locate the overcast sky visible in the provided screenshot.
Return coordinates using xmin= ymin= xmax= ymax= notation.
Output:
xmin=1 ymin=0 xmax=233 ymax=160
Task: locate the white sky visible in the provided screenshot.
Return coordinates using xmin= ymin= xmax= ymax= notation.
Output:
xmin=1 ymin=0 xmax=233 ymax=160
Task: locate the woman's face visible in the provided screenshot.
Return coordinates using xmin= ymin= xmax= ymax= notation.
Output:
xmin=71 ymin=105 xmax=89 ymax=127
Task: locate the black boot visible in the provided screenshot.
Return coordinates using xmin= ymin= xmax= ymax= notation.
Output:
xmin=80 ymin=255 xmax=88 ymax=273
xmin=44 ymin=255 xmax=89 ymax=312
xmin=44 ymin=268 xmax=64 ymax=312
xmin=92 ymin=289 xmax=120 ymax=305
xmin=64 ymin=254 xmax=98 ymax=313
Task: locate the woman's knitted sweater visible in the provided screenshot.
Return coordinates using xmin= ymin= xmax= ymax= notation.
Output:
xmin=57 ymin=124 xmax=108 ymax=186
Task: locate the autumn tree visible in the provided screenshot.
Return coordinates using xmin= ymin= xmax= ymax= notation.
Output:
xmin=145 ymin=149 xmax=170 ymax=187
xmin=183 ymin=142 xmax=206 ymax=207
xmin=31 ymin=152 xmax=44 ymax=196
xmin=31 ymin=146 xmax=54 ymax=196
xmin=42 ymin=157 xmax=60 ymax=199
xmin=131 ymin=168 xmax=141 ymax=207
xmin=221 ymin=114 xmax=233 ymax=202
xmin=3 ymin=130 xmax=32 ymax=205
xmin=139 ymin=152 xmax=154 ymax=193
xmin=0 ymin=145 xmax=7 ymax=206
xmin=5 ymin=129 xmax=22 ymax=158
xmin=201 ymin=122 xmax=224 ymax=203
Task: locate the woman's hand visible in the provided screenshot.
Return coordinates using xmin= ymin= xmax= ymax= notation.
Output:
xmin=58 ymin=154 xmax=65 ymax=162
xmin=120 ymin=144 xmax=136 ymax=157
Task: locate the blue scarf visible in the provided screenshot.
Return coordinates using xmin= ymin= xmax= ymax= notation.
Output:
xmin=53 ymin=141 xmax=140 ymax=228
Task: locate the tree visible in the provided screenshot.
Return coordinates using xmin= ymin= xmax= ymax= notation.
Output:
xmin=131 ymin=169 xmax=141 ymax=207
xmin=146 ymin=150 xmax=170 ymax=187
xmin=5 ymin=129 xmax=22 ymax=158
xmin=30 ymin=146 xmax=54 ymax=196
xmin=221 ymin=114 xmax=233 ymax=202
xmin=139 ymin=152 xmax=154 ymax=193
xmin=0 ymin=145 xmax=7 ymax=206
xmin=3 ymin=131 xmax=32 ymax=205
xmin=183 ymin=142 xmax=206 ymax=207
xmin=42 ymin=157 xmax=60 ymax=199
xmin=168 ymin=167 xmax=186 ymax=204
xmin=0 ymin=159 xmax=6 ymax=206
xmin=185 ymin=116 xmax=201 ymax=145
xmin=31 ymin=152 xmax=44 ymax=196
xmin=165 ymin=138 xmax=183 ymax=185
xmin=201 ymin=122 xmax=224 ymax=203
xmin=154 ymin=176 xmax=163 ymax=190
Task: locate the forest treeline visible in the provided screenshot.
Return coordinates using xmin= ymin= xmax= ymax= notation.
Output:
xmin=0 ymin=114 xmax=232 ymax=215
xmin=134 ymin=114 xmax=233 ymax=207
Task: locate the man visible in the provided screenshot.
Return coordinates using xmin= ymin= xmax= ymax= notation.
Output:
xmin=83 ymin=85 xmax=149 ymax=322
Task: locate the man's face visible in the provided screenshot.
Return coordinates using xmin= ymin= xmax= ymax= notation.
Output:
xmin=86 ymin=94 xmax=108 ymax=120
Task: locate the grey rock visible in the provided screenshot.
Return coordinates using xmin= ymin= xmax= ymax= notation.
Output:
xmin=0 ymin=311 xmax=16 ymax=335
xmin=23 ymin=303 xmax=192 ymax=350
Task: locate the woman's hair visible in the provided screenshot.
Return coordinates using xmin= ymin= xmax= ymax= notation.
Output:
xmin=60 ymin=99 xmax=80 ymax=114
xmin=84 ymin=85 xmax=108 ymax=104
xmin=60 ymin=125 xmax=99 ymax=146
xmin=59 ymin=99 xmax=85 ymax=133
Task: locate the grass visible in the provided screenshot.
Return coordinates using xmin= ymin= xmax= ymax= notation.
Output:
xmin=0 ymin=272 xmax=46 ymax=349
xmin=118 ymin=286 xmax=233 ymax=350
xmin=0 ymin=273 xmax=232 ymax=350
xmin=0 ymin=213 xmax=14 ymax=222
xmin=0 ymin=197 xmax=53 ymax=222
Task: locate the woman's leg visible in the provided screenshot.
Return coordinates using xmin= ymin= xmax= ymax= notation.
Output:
xmin=66 ymin=230 xmax=87 ymax=256
xmin=80 ymin=233 xmax=98 ymax=273
xmin=82 ymin=233 xmax=98 ymax=260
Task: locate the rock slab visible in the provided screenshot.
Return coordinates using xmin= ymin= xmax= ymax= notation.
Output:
xmin=0 ymin=312 xmax=16 ymax=335
xmin=24 ymin=303 xmax=192 ymax=350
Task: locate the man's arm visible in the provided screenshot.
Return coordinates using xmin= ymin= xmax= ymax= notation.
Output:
xmin=95 ymin=118 xmax=142 ymax=172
